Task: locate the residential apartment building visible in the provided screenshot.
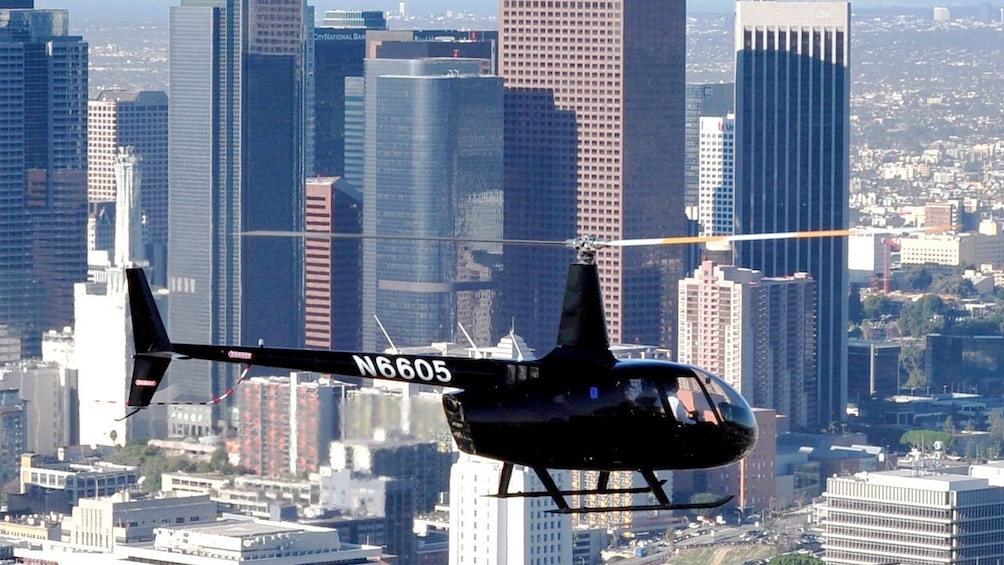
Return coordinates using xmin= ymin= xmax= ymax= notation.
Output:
xmin=235 ymin=373 xmax=343 ymax=477
xmin=678 ymin=260 xmax=816 ymax=429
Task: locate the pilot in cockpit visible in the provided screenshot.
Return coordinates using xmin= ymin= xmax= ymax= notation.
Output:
xmin=666 ymin=377 xmax=698 ymax=425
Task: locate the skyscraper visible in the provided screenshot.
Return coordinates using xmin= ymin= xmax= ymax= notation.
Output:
xmin=168 ymin=0 xmax=312 ymax=431
xmin=685 ymin=83 xmax=735 ymax=209
xmin=76 ymin=148 xmax=164 ymax=446
xmin=304 ymin=177 xmax=362 ymax=351
xmin=734 ymin=1 xmax=850 ymax=428
xmin=500 ymin=0 xmax=687 ymax=352
xmin=87 ymin=90 xmax=169 ymax=284
xmin=449 ymin=454 xmax=572 ymax=565
xmin=697 ymin=114 xmax=736 ymax=237
xmin=349 ymin=58 xmax=503 ymax=350
xmin=0 ymin=3 xmax=88 ymax=355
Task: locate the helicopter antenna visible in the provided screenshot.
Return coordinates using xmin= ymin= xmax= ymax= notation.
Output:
xmin=374 ymin=315 xmax=399 ymax=354
xmin=456 ymin=322 xmax=482 ymax=358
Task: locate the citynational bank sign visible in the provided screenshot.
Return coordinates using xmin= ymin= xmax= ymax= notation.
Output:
xmin=314 ymin=29 xmax=367 ymax=41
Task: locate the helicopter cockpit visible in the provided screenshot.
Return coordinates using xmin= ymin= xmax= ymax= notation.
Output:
xmin=615 ymin=362 xmax=756 ymax=429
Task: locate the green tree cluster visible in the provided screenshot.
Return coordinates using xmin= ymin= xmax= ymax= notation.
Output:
xmin=109 ymin=442 xmax=243 ymax=492
xmin=897 ymin=294 xmax=947 ymax=337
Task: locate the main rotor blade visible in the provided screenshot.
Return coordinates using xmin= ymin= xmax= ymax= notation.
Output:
xmin=241 ymin=231 xmax=566 ymax=247
xmin=603 ymin=225 xmax=952 ymax=248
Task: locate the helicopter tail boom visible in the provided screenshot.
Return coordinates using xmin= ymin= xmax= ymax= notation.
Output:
xmin=124 ymin=268 xmax=518 ymax=411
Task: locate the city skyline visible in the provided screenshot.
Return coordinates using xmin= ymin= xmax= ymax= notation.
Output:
xmin=2 ymin=0 xmax=1004 ymax=562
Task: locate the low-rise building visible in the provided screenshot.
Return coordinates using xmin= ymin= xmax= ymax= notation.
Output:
xmin=825 ymin=466 xmax=1004 ymax=564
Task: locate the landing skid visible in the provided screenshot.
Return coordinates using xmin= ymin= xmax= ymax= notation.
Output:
xmin=491 ymin=462 xmax=734 ymax=514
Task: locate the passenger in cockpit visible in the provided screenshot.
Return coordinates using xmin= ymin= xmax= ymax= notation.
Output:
xmin=666 ymin=378 xmax=698 ymax=425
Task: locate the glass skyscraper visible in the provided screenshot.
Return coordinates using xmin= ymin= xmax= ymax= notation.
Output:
xmin=733 ymin=1 xmax=850 ymax=429
xmin=348 ymin=58 xmax=503 ymax=350
xmin=168 ymin=0 xmax=311 ymax=434
xmin=0 ymin=3 xmax=88 ymax=356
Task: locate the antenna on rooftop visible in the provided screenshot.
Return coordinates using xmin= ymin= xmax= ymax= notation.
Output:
xmin=374 ymin=315 xmax=399 ymax=354
xmin=456 ymin=323 xmax=482 ymax=358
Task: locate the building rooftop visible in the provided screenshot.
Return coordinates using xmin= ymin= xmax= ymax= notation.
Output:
xmin=841 ymin=469 xmax=989 ymax=491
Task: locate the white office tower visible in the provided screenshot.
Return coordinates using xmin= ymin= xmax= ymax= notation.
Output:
xmin=449 ymin=454 xmax=572 ymax=564
xmin=825 ymin=467 xmax=1004 ymax=564
xmin=697 ymin=114 xmax=735 ymax=237
xmin=76 ymin=147 xmax=162 ymax=446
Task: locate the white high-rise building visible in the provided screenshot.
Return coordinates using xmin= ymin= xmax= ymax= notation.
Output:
xmin=698 ymin=114 xmax=735 ymax=237
xmin=825 ymin=466 xmax=1004 ymax=564
xmin=449 ymin=454 xmax=572 ymax=565
xmin=76 ymin=147 xmax=163 ymax=446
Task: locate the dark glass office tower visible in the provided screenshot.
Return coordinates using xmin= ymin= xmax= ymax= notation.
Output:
xmin=349 ymin=58 xmax=503 ymax=351
xmin=500 ymin=0 xmax=688 ymax=353
xmin=0 ymin=3 xmax=87 ymax=355
xmin=168 ymin=0 xmax=311 ymax=435
xmin=733 ymin=2 xmax=850 ymax=429
xmin=314 ymin=28 xmax=498 ymax=178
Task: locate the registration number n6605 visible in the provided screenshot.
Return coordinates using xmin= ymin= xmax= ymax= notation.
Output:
xmin=351 ymin=355 xmax=453 ymax=383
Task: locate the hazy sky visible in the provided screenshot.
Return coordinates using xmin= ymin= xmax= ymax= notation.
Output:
xmin=41 ymin=0 xmax=740 ymax=21
xmin=37 ymin=0 xmax=999 ymax=22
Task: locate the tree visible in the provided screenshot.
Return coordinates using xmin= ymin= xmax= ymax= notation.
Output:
xmin=943 ymin=415 xmax=956 ymax=435
xmin=900 ymin=429 xmax=954 ymax=451
xmin=900 ymin=341 xmax=927 ymax=391
xmin=689 ymin=492 xmax=723 ymax=507
xmin=903 ymin=266 xmax=934 ymax=292
xmin=862 ymin=294 xmax=892 ymax=320
xmin=897 ymin=294 xmax=946 ymax=337
xmin=931 ymin=276 xmax=977 ymax=298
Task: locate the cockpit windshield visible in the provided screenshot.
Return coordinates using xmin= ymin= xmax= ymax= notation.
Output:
xmin=686 ymin=367 xmax=757 ymax=430
xmin=616 ymin=365 xmax=756 ymax=430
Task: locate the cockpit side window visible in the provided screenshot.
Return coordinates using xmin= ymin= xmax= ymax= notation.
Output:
xmin=621 ymin=379 xmax=665 ymax=416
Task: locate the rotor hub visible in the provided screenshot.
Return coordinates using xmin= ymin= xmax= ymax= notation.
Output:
xmin=566 ymin=236 xmax=608 ymax=264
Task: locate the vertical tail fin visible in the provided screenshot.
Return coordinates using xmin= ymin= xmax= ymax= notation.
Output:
xmin=125 ymin=268 xmax=173 ymax=407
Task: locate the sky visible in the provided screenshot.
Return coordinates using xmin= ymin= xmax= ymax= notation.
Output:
xmin=36 ymin=0 xmax=1002 ymax=22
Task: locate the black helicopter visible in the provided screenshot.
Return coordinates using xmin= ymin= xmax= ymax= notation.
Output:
xmin=125 ymin=235 xmax=761 ymax=514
